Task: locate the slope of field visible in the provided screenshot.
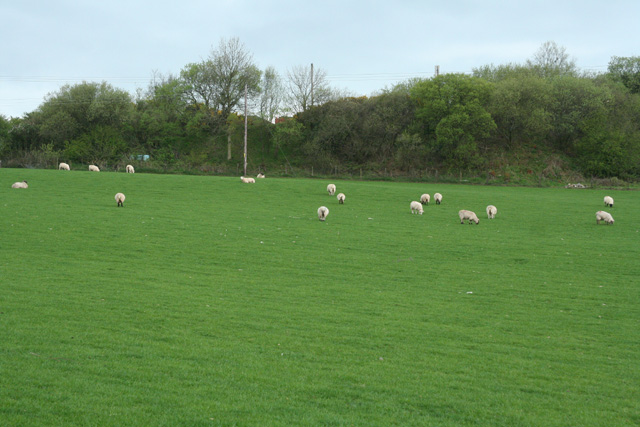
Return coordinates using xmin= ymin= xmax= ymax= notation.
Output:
xmin=1 ymin=169 xmax=639 ymax=426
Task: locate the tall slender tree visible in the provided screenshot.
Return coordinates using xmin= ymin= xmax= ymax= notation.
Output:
xmin=286 ymin=64 xmax=331 ymax=113
xmin=259 ymin=66 xmax=284 ymax=122
xmin=180 ymin=37 xmax=261 ymax=159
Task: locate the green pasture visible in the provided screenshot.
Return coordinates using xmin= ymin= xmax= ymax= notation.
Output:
xmin=1 ymin=168 xmax=639 ymax=426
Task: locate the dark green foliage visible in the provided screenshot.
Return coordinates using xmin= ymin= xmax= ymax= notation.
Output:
xmin=486 ymin=74 xmax=552 ymax=148
xmin=65 ymin=125 xmax=129 ymax=165
xmin=3 ymin=49 xmax=640 ymax=181
xmin=608 ymin=56 xmax=640 ymax=94
xmin=411 ymin=74 xmax=496 ymax=169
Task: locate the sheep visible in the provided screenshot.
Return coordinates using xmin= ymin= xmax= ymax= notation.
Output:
xmin=126 ymin=164 xmax=135 ymax=173
xmin=596 ymin=211 xmax=614 ymax=225
xmin=318 ymin=206 xmax=329 ymax=221
xmin=459 ymin=210 xmax=479 ymax=224
xmin=410 ymin=201 xmax=423 ymax=215
xmin=604 ymin=196 xmax=614 ymax=208
xmin=11 ymin=180 xmax=28 ymax=189
xmin=257 ymin=173 xmax=265 ymax=178
xmin=434 ymin=193 xmax=442 ymax=205
xmin=59 ymin=162 xmax=70 ymax=170
xmin=420 ymin=193 xmax=430 ymax=205
xmin=327 ymin=184 xmax=336 ymax=195
xmin=337 ymin=193 xmax=345 ymax=204
xmin=89 ymin=165 xmax=100 ymax=172
xmin=486 ymin=205 xmax=497 ymax=219
xmin=240 ymin=176 xmax=255 ymax=183
xmin=115 ymin=192 xmax=126 ymax=207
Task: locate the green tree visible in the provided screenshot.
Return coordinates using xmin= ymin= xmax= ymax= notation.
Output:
xmin=607 ymin=56 xmax=640 ymax=94
xmin=411 ymin=74 xmax=496 ymax=169
xmin=180 ymin=37 xmax=261 ymax=120
xmin=34 ymin=81 xmax=133 ymax=153
xmin=0 ymin=115 xmax=11 ymax=158
xmin=487 ymin=75 xmax=552 ymax=148
xmin=547 ymin=76 xmax=612 ymax=153
xmin=360 ymin=89 xmax=415 ymax=163
xmin=271 ymin=118 xmax=304 ymax=158
xmin=573 ymin=79 xmax=640 ymax=177
xmin=133 ymin=74 xmax=191 ymax=159
xmin=65 ymin=125 xmax=128 ymax=165
xmin=180 ymin=38 xmax=261 ymax=161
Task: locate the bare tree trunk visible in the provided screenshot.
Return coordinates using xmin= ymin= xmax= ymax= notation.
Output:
xmin=227 ymin=134 xmax=232 ymax=160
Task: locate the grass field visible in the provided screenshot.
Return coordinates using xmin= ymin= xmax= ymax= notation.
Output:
xmin=1 ymin=168 xmax=639 ymax=426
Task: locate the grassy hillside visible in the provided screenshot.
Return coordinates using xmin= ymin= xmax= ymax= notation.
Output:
xmin=1 ymin=169 xmax=639 ymax=426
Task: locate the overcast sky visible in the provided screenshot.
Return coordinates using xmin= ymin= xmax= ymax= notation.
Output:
xmin=1 ymin=0 xmax=639 ymax=118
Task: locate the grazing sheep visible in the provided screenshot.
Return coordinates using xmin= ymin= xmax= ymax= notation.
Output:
xmin=486 ymin=205 xmax=497 ymax=219
xmin=327 ymin=184 xmax=336 ymax=195
xmin=89 ymin=165 xmax=100 ymax=172
xmin=115 ymin=193 xmax=126 ymax=207
xmin=257 ymin=173 xmax=265 ymax=178
xmin=11 ymin=180 xmax=28 ymax=189
xmin=420 ymin=193 xmax=430 ymax=205
xmin=410 ymin=201 xmax=424 ymax=215
xmin=596 ymin=211 xmax=614 ymax=225
xmin=240 ymin=176 xmax=255 ymax=183
xmin=126 ymin=164 xmax=135 ymax=173
xmin=337 ymin=193 xmax=345 ymax=204
xmin=59 ymin=162 xmax=70 ymax=170
xmin=604 ymin=196 xmax=614 ymax=208
xmin=434 ymin=193 xmax=443 ymax=205
xmin=318 ymin=206 xmax=329 ymax=221
xmin=459 ymin=210 xmax=479 ymax=224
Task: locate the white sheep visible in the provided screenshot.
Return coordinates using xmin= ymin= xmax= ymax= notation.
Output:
xmin=596 ymin=211 xmax=614 ymax=225
xmin=604 ymin=196 xmax=614 ymax=208
xmin=327 ymin=184 xmax=336 ymax=195
xmin=459 ymin=210 xmax=479 ymax=224
xmin=240 ymin=176 xmax=255 ymax=183
xmin=420 ymin=193 xmax=430 ymax=205
xmin=115 ymin=192 xmax=126 ymax=207
xmin=11 ymin=180 xmax=28 ymax=189
xmin=337 ymin=193 xmax=345 ymax=204
xmin=434 ymin=193 xmax=443 ymax=205
xmin=126 ymin=164 xmax=135 ymax=173
xmin=486 ymin=205 xmax=497 ymax=219
xmin=318 ymin=206 xmax=329 ymax=221
xmin=410 ymin=201 xmax=423 ymax=215
xmin=257 ymin=173 xmax=265 ymax=178
xmin=59 ymin=162 xmax=70 ymax=170
xmin=89 ymin=165 xmax=100 ymax=172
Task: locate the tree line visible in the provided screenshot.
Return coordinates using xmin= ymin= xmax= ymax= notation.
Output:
xmin=1 ymin=40 xmax=639 ymax=182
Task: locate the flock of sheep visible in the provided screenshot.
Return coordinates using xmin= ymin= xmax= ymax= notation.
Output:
xmin=11 ymin=162 xmax=135 ymax=207
xmin=413 ymin=191 xmax=488 ymax=225
xmin=319 ymin=184 xmax=491 ymax=224
xmin=318 ymin=184 xmax=346 ymax=221
xmin=8 ymin=164 xmax=618 ymax=224
xmin=315 ymin=183 xmax=617 ymax=226
xmin=57 ymin=162 xmax=135 ymax=174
